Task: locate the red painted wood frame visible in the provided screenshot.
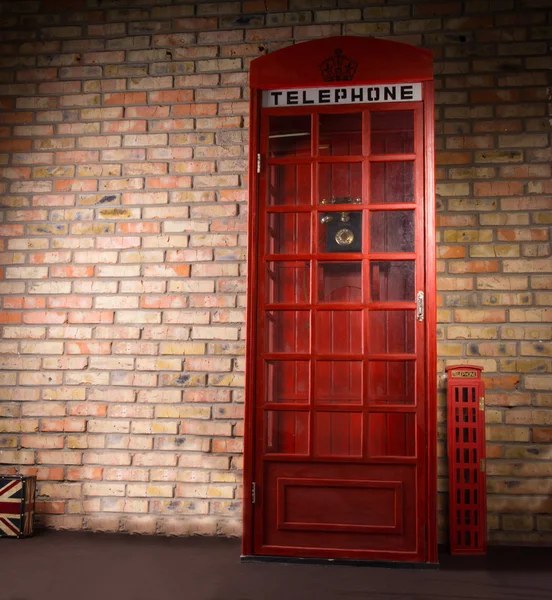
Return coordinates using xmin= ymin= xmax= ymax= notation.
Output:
xmin=244 ymin=37 xmax=437 ymax=564
xmin=446 ymin=366 xmax=487 ymax=555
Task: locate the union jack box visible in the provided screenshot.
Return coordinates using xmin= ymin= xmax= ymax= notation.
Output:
xmin=0 ymin=475 xmax=36 ymax=538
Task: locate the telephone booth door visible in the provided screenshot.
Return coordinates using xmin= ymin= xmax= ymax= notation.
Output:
xmin=244 ymin=37 xmax=437 ymax=563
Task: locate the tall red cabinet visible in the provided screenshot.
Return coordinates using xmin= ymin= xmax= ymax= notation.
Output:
xmin=243 ymin=37 xmax=437 ymax=564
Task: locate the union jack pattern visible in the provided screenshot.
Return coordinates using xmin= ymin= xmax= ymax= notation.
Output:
xmin=0 ymin=476 xmax=36 ymax=537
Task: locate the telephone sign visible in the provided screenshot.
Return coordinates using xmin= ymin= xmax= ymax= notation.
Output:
xmin=263 ymin=83 xmax=423 ymax=107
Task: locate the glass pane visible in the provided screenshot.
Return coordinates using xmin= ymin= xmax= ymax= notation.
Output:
xmin=370 ymin=261 xmax=414 ymax=302
xmin=315 ymin=412 xmax=362 ymax=457
xmin=266 ymin=261 xmax=310 ymax=304
xmin=370 ymin=162 xmax=414 ymax=204
xmin=316 ymin=311 xmax=362 ymax=354
xmin=265 ymin=410 xmax=309 ymax=454
xmin=318 ymin=208 xmax=362 ymax=254
xmin=266 ymin=361 xmax=309 ymax=404
xmin=370 ymin=211 xmax=415 ymax=253
xmin=319 ymin=113 xmax=362 ymax=156
xmin=368 ymin=413 xmax=415 ymax=457
xmin=371 ymin=111 xmax=414 ymax=154
xmin=369 ymin=311 xmax=415 ymax=354
xmin=266 ymin=311 xmax=310 ymax=353
xmin=368 ymin=361 xmax=415 ymax=405
xmin=315 ymin=360 xmax=362 ymax=405
xmin=319 ymin=163 xmax=363 ymax=205
xmin=269 ymin=115 xmax=311 ymax=158
xmin=267 ymin=212 xmax=310 ymax=255
xmin=268 ymin=163 xmax=311 ymax=206
xmin=319 ymin=262 xmax=362 ymax=303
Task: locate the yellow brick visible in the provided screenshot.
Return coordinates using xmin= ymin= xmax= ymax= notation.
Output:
xmin=536 ymin=292 xmax=552 ymax=306
xmin=501 ymin=325 xmax=552 ymax=341
xmin=446 ymin=358 xmax=497 ymax=372
xmin=486 ymin=427 xmax=531 ymax=442
xmin=532 ymin=276 xmax=552 ymax=289
xmin=136 ymin=358 xmax=182 ymax=371
xmin=536 ymin=516 xmax=552 ymax=531
xmin=127 ymin=484 xmax=174 ymax=498
xmin=444 ymin=230 xmax=493 ymax=243
xmin=437 ymin=342 xmax=463 ymax=356
xmin=155 ymin=406 xmax=211 ymax=419
xmin=482 ymin=293 xmax=532 ymax=306
xmin=467 ymin=342 xmax=517 ymax=356
xmin=455 ymin=309 xmax=506 ymax=323
xmin=83 ymin=483 xmax=125 ymax=496
xmin=485 ymin=410 xmax=503 ymax=424
xmin=67 ymin=436 xmax=89 ymax=449
xmin=159 ymin=374 xmax=206 ymax=387
xmin=159 ymin=342 xmax=206 ymax=355
xmin=130 ymin=421 xmax=178 ymax=435
xmin=479 ymin=213 xmax=529 ymax=226
xmin=502 ymin=515 xmax=535 ymax=531
xmin=476 ymin=276 xmax=528 ymax=290
xmin=511 ymin=309 xmax=552 ymax=322
xmin=469 ymin=244 xmax=520 ymax=258
xmin=0 ymin=437 xmax=17 ymax=448
xmin=208 ymin=373 xmax=245 ymax=387
xmin=505 ymin=410 xmax=552 ymax=425
xmin=446 ymin=326 xmax=498 ymax=339
xmin=521 ymin=342 xmax=552 ymax=356
xmin=501 ymin=359 xmax=551 ymax=374
xmin=437 ymin=309 xmax=452 ymax=322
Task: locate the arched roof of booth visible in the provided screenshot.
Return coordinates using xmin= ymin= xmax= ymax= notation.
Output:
xmin=250 ymin=36 xmax=433 ymax=89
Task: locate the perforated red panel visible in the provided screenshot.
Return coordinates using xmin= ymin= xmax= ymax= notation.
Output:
xmin=446 ymin=366 xmax=487 ymax=555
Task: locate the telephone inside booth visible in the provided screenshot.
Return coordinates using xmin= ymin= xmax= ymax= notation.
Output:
xmin=320 ymin=197 xmax=363 ymax=254
xmin=245 ymin=36 xmax=436 ymax=565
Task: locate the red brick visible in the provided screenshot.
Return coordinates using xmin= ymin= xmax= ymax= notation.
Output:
xmin=148 ymin=90 xmax=194 ymax=104
xmin=474 ymin=182 xmax=524 ymax=196
xmin=23 ymin=312 xmax=68 ymax=325
xmin=104 ymin=92 xmax=147 ymax=105
xmin=0 ymin=312 xmax=22 ymax=324
xmin=0 ymin=111 xmax=33 ymax=124
xmin=103 ymin=120 xmax=147 ymax=133
xmin=0 ymin=140 xmax=33 ymax=152
xmin=56 ymin=151 xmax=99 ymax=164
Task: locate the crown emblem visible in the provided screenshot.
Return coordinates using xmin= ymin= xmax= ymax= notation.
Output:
xmin=319 ymin=49 xmax=358 ymax=82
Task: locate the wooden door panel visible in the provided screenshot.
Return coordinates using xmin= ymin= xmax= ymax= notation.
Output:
xmin=316 ymin=310 xmax=363 ymax=354
xmin=260 ymin=462 xmax=419 ymax=558
xmin=368 ymin=413 xmax=416 ymax=458
xmin=369 ymin=310 xmax=415 ymax=354
xmin=370 ymin=161 xmax=415 ymax=204
xmin=277 ymin=478 xmax=402 ymax=533
xmin=268 ymin=163 xmax=311 ymax=207
xmin=368 ymin=361 xmax=416 ymax=405
xmin=314 ymin=412 xmax=363 ymax=457
xmin=265 ymin=411 xmax=309 ymax=455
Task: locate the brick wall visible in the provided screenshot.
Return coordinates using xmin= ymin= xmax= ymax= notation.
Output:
xmin=0 ymin=0 xmax=550 ymax=543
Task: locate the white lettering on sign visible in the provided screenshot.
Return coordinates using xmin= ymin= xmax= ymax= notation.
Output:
xmin=262 ymin=83 xmax=422 ymax=107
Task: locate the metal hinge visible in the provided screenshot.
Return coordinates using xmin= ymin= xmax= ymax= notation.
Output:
xmin=480 ymin=459 xmax=486 ymax=473
xmin=256 ymin=154 xmax=261 ymax=174
xmin=251 ymin=482 xmax=256 ymax=504
xmin=479 ymin=397 xmax=485 ymax=411
xmin=417 ymin=291 xmax=424 ymax=322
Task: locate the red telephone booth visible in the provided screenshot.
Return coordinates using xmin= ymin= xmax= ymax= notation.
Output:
xmin=243 ymin=37 xmax=437 ymax=564
xmin=446 ymin=366 xmax=487 ymax=555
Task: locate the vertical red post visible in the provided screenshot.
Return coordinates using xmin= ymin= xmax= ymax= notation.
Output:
xmin=446 ymin=365 xmax=487 ymax=555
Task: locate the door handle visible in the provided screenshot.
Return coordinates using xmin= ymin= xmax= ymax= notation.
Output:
xmin=417 ymin=291 xmax=424 ymax=322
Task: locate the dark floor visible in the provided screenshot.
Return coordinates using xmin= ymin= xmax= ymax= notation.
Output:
xmin=1 ymin=532 xmax=551 ymax=600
